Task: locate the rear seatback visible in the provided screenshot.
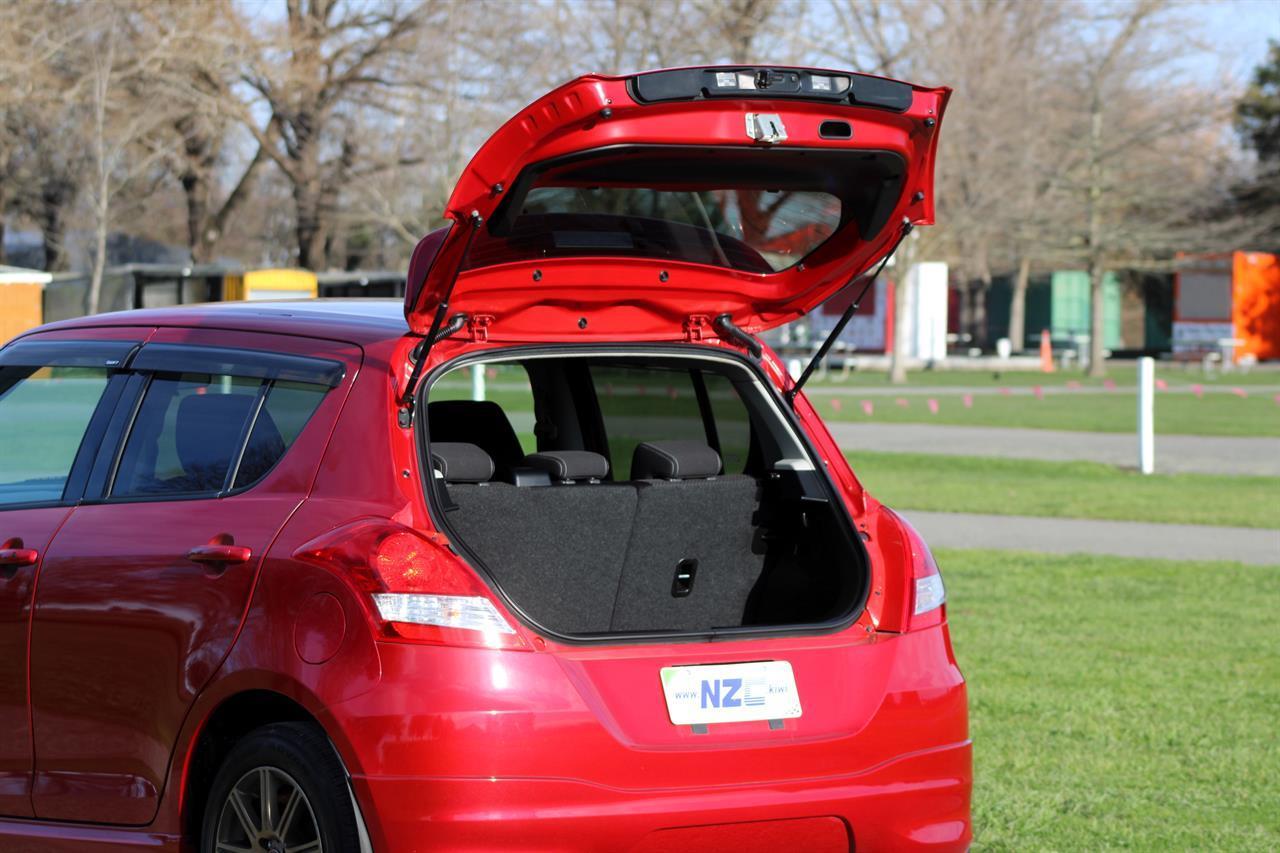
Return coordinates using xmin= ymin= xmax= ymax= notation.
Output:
xmin=431 ymin=444 xmax=635 ymax=634
xmin=608 ymin=441 xmax=764 ymax=633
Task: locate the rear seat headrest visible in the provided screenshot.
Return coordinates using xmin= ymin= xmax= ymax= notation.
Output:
xmin=523 ymin=451 xmax=609 ymax=483
xmin=631 ymin=441 xmax=722 ymax=480
xmin=430 ymin=442 xmax=494 ymax=483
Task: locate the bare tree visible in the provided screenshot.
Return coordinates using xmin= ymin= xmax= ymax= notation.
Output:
xmin=236 ymin=0 xmax=428 ymax=269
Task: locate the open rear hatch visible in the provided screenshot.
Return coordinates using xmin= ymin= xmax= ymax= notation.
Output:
xmin=405 ymin=66 xmax=949 ymax=341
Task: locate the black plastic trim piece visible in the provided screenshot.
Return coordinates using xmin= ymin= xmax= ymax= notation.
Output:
xmin=131 ymin=344 xmax=344 ymax=387
xmin=0 ymin=339 xmax=138 ymax=369
xmin=628 ymin=66 xmax=914 ymax=113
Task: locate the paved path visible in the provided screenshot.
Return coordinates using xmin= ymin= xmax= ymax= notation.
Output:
xmin=898 ymin=510 xmax=1280 ymax=566
xmin=831 ymin=422 xmax=1280 ymax=476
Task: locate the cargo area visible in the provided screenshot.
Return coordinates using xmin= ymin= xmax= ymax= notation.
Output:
xmin=421 ymin=350 xmax=868 ymax=639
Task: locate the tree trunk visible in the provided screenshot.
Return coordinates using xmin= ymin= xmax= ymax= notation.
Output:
xmin=1087 ymin=258 xmax=1108 ymax=377
xmin=972 ymin=275 xmax=991 ymax=351
xmin=1085 ymin=88 xmax=1107 ymax=377
xmin=182 ymin=169 xmax=210 ymax=262
xmin=39 ymin=191 xmax=68 ymax=272
xmin=1009 ymin=255 xmax=1031 ymax=352
xmin=88 ymin=209 xmax=108 ymax=315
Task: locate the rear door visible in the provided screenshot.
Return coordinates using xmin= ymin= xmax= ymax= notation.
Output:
xmin=0 ymin=333 xmax=142 ymax=817
xmin=404 ymin=65 xmax=949 ymax=340
xmin=29 ymin=328 xmax=357 ymax=824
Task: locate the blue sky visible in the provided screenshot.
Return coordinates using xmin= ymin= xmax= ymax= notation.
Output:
xmin=1187 ymin=0 xmax=1278 ymax=83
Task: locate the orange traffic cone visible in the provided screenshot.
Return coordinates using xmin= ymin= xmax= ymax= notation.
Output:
xmin=1039 ymin=329 xmax=1055 ymax=373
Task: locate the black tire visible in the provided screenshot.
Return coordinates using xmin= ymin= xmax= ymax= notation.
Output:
xmin=200 ymin=721 xmax=361 ymax=853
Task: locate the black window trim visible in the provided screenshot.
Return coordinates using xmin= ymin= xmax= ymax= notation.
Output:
xmin=130 ymin=343 xmax=345 ymax=388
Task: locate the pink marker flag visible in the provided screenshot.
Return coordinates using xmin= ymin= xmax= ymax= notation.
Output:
xmin=667 ymin=386 xmax=679 ymax=400
xmin=1103 ymin=379 xmax=1117 ymax=390
xmin=1274 ymin=393 xmax=1280 ymax=406
xmin=605 ymin=382 xmax=614 ymax=397
xmin=999 ymin=387 xmax=1012 ymax=396
xmin=830 ymin=398 xmax=843 ymax=412
xmin=486 ymin=367 xmax=498 ymax=380
xmin=861 ymin=400 xmax=874 ymax=416
xmin=962 ymin=394 xmax=974 ymax=409
xmin=1032 ymin=385 xmax=1044 ymax=400
xmin=927 ymin=398 xmax=939 ymax=414
xmin=1232 ymin=387 xmax=1248 ymax=399
xmin=895 ymin=397 xmax=909 ymax=408
xmin=1191 ymin=384 xmax=1204 ymax=398
xmin=1155 ymin=378 xmax=1168 ymax=391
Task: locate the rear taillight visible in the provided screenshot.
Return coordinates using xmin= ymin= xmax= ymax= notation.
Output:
xmin=897 ymin=514 xmax=947 ymax=630
xmin=294 ymin=519 xmax=527 ymax=650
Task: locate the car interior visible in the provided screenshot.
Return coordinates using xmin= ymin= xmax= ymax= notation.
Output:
xmin=422 ymin=352 xmax=868 ymax=639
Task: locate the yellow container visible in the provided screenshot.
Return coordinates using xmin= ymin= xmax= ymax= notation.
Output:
xmin=224 ymin=268 xmax=318 ymax=301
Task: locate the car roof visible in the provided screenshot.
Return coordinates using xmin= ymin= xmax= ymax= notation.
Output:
xmin=29 ymin=299 xmax=410 ymax=346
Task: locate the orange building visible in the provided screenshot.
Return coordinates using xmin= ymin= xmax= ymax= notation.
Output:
xmin=1175 ymin=251 xmax=1280 ymax=362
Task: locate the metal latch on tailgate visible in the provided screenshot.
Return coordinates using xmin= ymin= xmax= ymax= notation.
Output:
xmin=745 ymin=113 xmax=787 ymax=144
xmin=468 ymin=314 xmax=494 ymax=341
xmin=683 ymin=314 xmax=712 ymax=342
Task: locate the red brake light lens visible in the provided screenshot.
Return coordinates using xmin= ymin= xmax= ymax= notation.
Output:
xmin=294 ymin=518 xmax=527 ymax=649
xmin=893 ymin=513 xmax=947 ymax=630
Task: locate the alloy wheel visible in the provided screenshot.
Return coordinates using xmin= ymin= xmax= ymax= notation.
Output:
xmin=213 ymin=766 xmax=323 ymax=853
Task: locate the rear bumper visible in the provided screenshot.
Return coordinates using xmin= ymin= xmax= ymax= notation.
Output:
xmin=351 ymin=739 xmax=970 ymax=852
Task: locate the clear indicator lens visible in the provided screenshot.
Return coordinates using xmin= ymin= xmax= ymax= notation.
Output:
xmin=373 ymin=593 xmax=516 ymax=634
xmin=913 ymin=574 xmax=946 ymax=615
xmin=811 ymin=76 xmax=833 ymax=92
xmin=715 ymin=72 xmax=737 ymax=88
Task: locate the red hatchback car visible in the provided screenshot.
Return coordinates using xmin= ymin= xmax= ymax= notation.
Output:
xmin=0 ymin=67 xmax=965 ymax=852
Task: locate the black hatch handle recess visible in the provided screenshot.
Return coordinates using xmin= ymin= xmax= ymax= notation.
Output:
xmin=786 ymin=220 xmax=914 ymax=406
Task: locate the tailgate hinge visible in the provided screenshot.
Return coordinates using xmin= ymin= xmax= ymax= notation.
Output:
xmin=468 ymin=314 xmax=494 ymax=342
xmin=683 ymin=314 xmax=713 ymax=342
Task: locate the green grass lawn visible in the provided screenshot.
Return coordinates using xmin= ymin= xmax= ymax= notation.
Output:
xmin=817 ymin=388 xmax=1280 ymax=437
xmin=943 ymin=550 xmax=1280 ymax=850
xmin=846 ymin=451 xmax=1280 ymax=529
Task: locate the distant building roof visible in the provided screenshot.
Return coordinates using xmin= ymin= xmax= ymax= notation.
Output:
xmin=0 ymin=265 xmax=53 ymax=285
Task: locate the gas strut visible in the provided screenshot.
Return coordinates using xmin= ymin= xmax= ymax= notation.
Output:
xmin=786 ymin=221 xmax=914 ymax=406
xmin=397 ymin=211 xmax=483 ymax=422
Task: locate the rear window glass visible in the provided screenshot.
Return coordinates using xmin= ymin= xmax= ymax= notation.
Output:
xmin=497 ymin=186 xmax=840 ymax=273
xmin=0 ymin=366 xmax=110 ymax=506
xmin=112 ymin=374 xmax=325 ymax=499
xmin=463 ymin=146 xmax=914 ymax=276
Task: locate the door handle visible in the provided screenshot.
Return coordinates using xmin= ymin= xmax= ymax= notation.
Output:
xmin=0 ymin=548 xmax=38 ymax=569
xmin=186 ymin=544 xmax=253 ymax=566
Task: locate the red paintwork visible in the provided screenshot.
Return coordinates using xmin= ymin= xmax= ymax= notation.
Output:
xmin=0 ymin=67 xmax=966 ymax=851
xmin=405 ymin=72 xmax=950 ymax=339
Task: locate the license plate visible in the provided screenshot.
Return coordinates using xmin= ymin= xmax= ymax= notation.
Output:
xmin=659 ymin=661 xmax=802 ymax=725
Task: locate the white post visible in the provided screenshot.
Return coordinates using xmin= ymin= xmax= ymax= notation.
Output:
xmin=471 ymin=364 xmax=486 ymax=401
xmin=1138 ymin=356 xmax=1154 ymax=475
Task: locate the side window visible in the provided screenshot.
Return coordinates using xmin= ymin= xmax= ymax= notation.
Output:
xmin=591 ymin=366 xmax=706 ymax=479
xmin=431 ymin=362 xmax=537 ymax=454
xmin=702 ymin=372 xmax=752 ymax=474
xmin=112 ymin=374 xmax=326 ymax=499
xmin=0 ymin=365 xmax=111 ymax=506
